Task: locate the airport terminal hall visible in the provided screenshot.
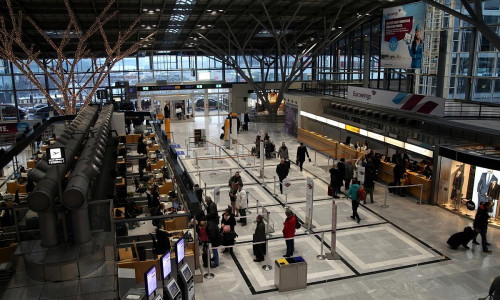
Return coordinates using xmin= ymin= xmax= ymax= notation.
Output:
xmin=2 ymin=0 xmax=500 ymax=299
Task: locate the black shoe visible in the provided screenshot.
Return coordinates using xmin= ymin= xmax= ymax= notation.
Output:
xmin=371 ymin=201 xmax=374 ymax=203
xmin=283 ymin=254 xmax=290 ymax=257
xmin=210 ymin=263 xmax=219 ymax=268
xmin=222 ymin=249 xmax=229 ymax=253
xmin=253 ymin=258 xmax=263 ymax=262
xmin=350 ymin=216 xmax=355 ymax=219
xmin=463 ymin=246 xmax=470 ymax=250
xmin=357 ymin=219 xmax=360 ymax=224
xmin=472 ymin=241 xmax=480 ymax=245
xmin=486 ymin=242 xmax=491 ymax=246
xmin=483 ymin=250 xmax=492 ymax=253
xmin=241 ymin=223 xmax=247 ymax=226
xmin=333 ymin=196 xmax=340 ymax=199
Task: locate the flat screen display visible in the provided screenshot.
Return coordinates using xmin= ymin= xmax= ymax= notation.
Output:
xmin=176 ymin=238 xmax=184 ymax=264
xmin=161 ymin=251 xmax=171 ymax=280
xmin=167 ymin=279 xmax=180 ymax=298
xmin=180 ymin=264 xmax=192 ymax=281
xmin=144 ymin=265 xmax=157 ymax=297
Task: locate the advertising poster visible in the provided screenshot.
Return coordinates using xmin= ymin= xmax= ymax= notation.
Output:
xmin=472 ymin=167 xmax=500 ymax=216
xmin=347 ymin=86 xmax=445 ymax=117
xmin=381 ymin=2 xmax=426 ymax=69
xmin=284 ymin=104 xmax=298 ymax=137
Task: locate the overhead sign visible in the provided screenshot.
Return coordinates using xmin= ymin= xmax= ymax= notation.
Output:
xmin=381 ymin=2 xmax=426 ymax=68
xmin=47 ymin=147 xmax=66 ymax=165
xmin=0 ymin=123 xmax=18 ymax=135
xmin=345 ymin=125 xmax=360 ymax=134
xmin=347 ymin=86 xmax=445 ymax=117
xmin=137 ymin=83 xmax=231 ymax=92
xmin=282 ymin=178 xmax=292 ymax=195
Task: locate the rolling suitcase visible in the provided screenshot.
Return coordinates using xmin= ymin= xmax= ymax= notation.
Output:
xmin=328 ymin=184 xmax=333 ymax=196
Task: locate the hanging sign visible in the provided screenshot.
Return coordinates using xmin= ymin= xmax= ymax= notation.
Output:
xmin=282 ymin=178 xmax=292 ymax=195
xmin=47 ymin=147 xmax=66 ymax=165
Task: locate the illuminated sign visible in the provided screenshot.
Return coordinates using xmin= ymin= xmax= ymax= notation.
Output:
xmin=47 ymin=147 xmax=66 ymax=165
xmin=345 ymin=125 xmax=360 ymax=134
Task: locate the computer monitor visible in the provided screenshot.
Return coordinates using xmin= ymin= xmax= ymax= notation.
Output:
xmin=175 ymin=238 xmax=184 ymax=264
xmin=166 ymin=279 xmax=181 ymax=298
xmin=173 ymin=201 xmax=180 ymax=210
xmin=144 ymin=265 xmax=157 ymax=297
xmin=180 ymin=263 xmax=192 ymax=282
xmin=160 ymin=251 xmax=171 ymax=280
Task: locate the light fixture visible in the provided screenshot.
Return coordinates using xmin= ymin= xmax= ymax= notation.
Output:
xmin=141 ymin=24 xmax=146 ymax=27
xmin=207 ymin=24 xmax=212 ymax=28
xmin=152 ymin=24 xmax=157 ymax=27
xmin=149 ymin=10 xmax=154 ymax=13
xmin=207 ymin=9 xmax=212 ymax=12
xmin=143 ymin=8 xmax=148 ymax=12
xmin=156 ymin=8 xmax=161 ymax=12
xmin=218 ymin=9 xmax=223 ymax=12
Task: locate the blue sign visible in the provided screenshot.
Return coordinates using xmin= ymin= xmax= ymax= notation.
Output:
xmin=389 ymin=36 xmax=398 ymax=51
xmin=17 ymin=122 xmax=30 ymax=132
xmin=172 ymin=144 xmax=181 ymax=148
xmin=176 ymin=151 xmax=185 ymax=155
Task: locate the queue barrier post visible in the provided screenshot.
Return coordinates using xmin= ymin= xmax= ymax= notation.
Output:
xmin=262 ymin=239 xmax=272 ymax=271
xmin=313 ymin=150 xmax=317 ymax=166
xmin=273 ymin=176 xmax=277 ymax=196
xmin=204 ymin=244 xmax=214 ymax=279
xmin=419 ymin=184 xmax=423 ymax=205
xmin=317 ymin=231 xmax=326 ymax=260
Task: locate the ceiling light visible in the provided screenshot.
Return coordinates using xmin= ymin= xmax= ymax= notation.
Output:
xmin=207 ymin=25 xmax=212 ymax=28
xmin=218 ymin=9 xmax=223 ymax=12
xmin=146 ymin=26 xmax=151 ymax=29
xmin=338 ymin=26 xmax=342 ymax=28
xmin=152 ymin=24 xmax=157 ymax=27
xmin=149 ymin=10 xmax=154 ymax=13
xmin=143 ymin=8 xmax=148 ymax=12
xmin=140 ymin=37 xmax=144 ymax=39
xmin=207 ymin=9 xmax=212 ymax=12
xmin=141 ymin=24 xmax=146 ymax=27
xmin=197 ymin=24 xmax=201 ymax=27
xmin=156 ymin=8 xmax=161 ymax=12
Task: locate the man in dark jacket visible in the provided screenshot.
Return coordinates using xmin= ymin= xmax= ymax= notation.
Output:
xmin=473 ymin=201 xmax=492 ymax=253
xmin=276 ymin=158 xmax=290 ymax=194
xmin=282 ymin=209 xmax=296 ymax=257
xmin=393 ymin=159 xmax=406 ymax=195
xmin=205 ymin=196 xmax=219 ymax=224
xmin=155 ymin=223 xmax=172 ymax=254
xmin=253 ymin=214 xmax=266 ymax=262
xmin=296 ymin=143 xmax=310 ymax=171
xmin=164 ymin=103 xmax=170 ymax=119
xmin=206 ymin=221 xmax=222 ymax=268
xmin=337 ymin=158 xmax=346 ymax=193
xmin=363 ymin=159 xmax=376 ymax=204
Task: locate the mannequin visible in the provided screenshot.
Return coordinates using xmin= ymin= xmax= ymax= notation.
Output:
xmin=478 ymin=169 xmax=498 ymax=204
xmin=451 ymin=169 xmax=464 ymax=210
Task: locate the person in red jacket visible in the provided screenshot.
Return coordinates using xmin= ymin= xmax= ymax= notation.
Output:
xmin=282 ymin=209 xmax=296 ymax=257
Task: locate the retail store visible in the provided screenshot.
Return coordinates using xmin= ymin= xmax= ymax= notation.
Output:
xmin=435 ymin=145 xmax=500 ymax=225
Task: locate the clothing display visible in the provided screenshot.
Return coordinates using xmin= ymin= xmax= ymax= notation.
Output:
xmin=487 ymin=181 xmax=499 ymax=200
xmin=477 ymin=171 xmax=498 ymax=203
xmin=451 ymin=170 xmax=464 ymax=200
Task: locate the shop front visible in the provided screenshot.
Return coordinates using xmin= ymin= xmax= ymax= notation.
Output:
xmin=435 ymin=145 xmax=500 ymax=225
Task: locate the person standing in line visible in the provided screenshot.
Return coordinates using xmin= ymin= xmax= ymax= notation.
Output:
xmin=253 ymin=214 xmax=266 ymax=262
xmin=282 ymin=209 xmax=296 ymax=257
xmin=346 ymin=180 xmax=361 ymax=223
xmin=363 ymin=158 xmax=376 ymax=204
xmin=344 ymin=161 xmax=354 ymax=190
xmin=277 ymin=142 xmax=289 ymax=160
xmin=206 ymin=220 xmax=222 ymax=268
xmin=276 ymin=158 xmax=290 ymax=194
xmin=329 ymin=163 xmax=341 ymax=199
xmin=392 ymin=159 xmax=406 ymax=195
xmin=296 ymin=143 xmax=310 ymax=171
xmin=236 ymin=183 xmax=247 ymax=226
xmin=205 ymin=196 xmax=219 ymax=225
xmin=337 ymin=158 xmax=346 ymax=193
xmin=228 ymin=171 xmax=243 ymax=216
xmin=221 ymin=207 xmax=237 ymax=254
xmin=473 ymin=201 xmax=492 ymax=253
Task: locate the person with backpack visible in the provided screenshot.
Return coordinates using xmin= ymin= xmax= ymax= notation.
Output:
xmin=282 ymin=209 xmax=297 ymax=257
xmin=346 ymin=180 xmax=362 ymax=223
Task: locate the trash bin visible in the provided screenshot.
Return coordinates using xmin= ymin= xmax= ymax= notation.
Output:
xmin=274 ymin=256 xmax=307 ymax=292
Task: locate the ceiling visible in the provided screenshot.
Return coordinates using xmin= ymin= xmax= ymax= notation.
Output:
xmin=1 ymin=0 xmax=417 ymax=57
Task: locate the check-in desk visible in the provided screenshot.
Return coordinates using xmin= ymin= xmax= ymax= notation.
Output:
xmin=378 ymin=161 xmax=432 ymax=203
xmin=7 ymin=181 xmax=27 ymax=194
xmin=298 ymin=128 xmax=338 ymax=158
xmin=125 ymin=134 xmax=141 ymax=144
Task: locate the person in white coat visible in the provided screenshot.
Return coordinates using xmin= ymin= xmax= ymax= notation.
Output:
xmin=236 ymin=183 xmax=247 ymax=226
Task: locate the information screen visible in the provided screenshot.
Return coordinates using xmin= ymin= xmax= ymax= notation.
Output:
xmin=144 ymin=266 xmax=157 ymax=297
xmin=181 ymin=264 xmax=192 ymax=281
xmin=167 ymin=279 xmax=180 ymax=298
xmin=176 ymin=238 xmax=185 ymax=264
xmin=161 ymin=251 xmax=171 ymax=280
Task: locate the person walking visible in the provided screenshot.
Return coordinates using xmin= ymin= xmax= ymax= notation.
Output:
xmin=473 ymin=201 xmax=492 ymax=253
xmin=276 ymin=158 xmax=290 ymax=194
xmin=344 ymin=161 xmax=354 ymax=190
xmin=282 ymin=209 xmax=296 ymax=257
xmin=296 ymin=143 xmax=310 ymax=171
xmin=253 ymin=214 xmax=266 ymax=262
xmin=393 ymin=159 xmax=406 ymax=196
xmin=329 ymin=163 xmax=341 ymax=199
xmin=205 ymin=196 xmax=219 ymax=225
xmin=277 ymin=142 xmax=289 ymax=160
xmin=363 ymin=158 xmax=376 ymax=204
xmin=485 ymin=276 xmax=500 ymax=300
xmin=228 ymin=171 xmax=243 ymax=215
xmin=163 ymin=103 xmax=170 ymax=119
xmin=346 ymin=180 xmax=361 ymax=223
xmin=236 ymin=183 xmax=247 ymax=226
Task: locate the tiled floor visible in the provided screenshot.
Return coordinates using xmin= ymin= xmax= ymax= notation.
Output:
xmin=170 ymin=115 xmax=500 ymax=300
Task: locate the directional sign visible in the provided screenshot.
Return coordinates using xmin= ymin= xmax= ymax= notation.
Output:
xmin=47 ymin=147 xmax=66 ymax=165
xmin=282 ymin=178 xmax=292 ymax=195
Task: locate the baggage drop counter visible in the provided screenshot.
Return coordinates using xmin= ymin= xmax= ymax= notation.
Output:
xmin=274 ymin=256 xmax=307 ymax=292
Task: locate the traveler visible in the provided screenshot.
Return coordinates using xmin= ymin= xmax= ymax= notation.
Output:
xmin=277 ymin=142 xmax=289 ymax=160
xmin=346 ymin=181 xmax=361 ymax=223
xmin=236 ymin=183 xmax=247 ymax=226
xmin=473 ymin=201 xmax=492 ymax=253
xmin=205 ymin=196 xmax=219 ymax=224
xmin=206 ymin=220 xmax=222 ymax=268
xmin=337 ymin=158 xmax=346 ymax=192
xmin=296 ymin=143 xmax=310 ymax=171
xmin=276 ymin=158 xmax=290 ymax=194
xmin=329 ymin=163 xmax=341 ymax=199
xmin=344 ymin=161 xmax=354 ymax=190
xmin=363 ymin=158 xmax=376 ymax=204
xmin=253 ymin=215 xmax=266 ymax=262
xmin=221 ymin=207 xmax=237 ymax=254
xmin=228 ymin=171 xmax=243 ymax=215
xmin=282 ymin=209 xmax=296 ymax=257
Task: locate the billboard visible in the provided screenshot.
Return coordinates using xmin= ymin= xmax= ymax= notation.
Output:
xmin=347 ymin=86 xmax=445 ymax=117
xmin=381 ymin=2 xmax=426 ymax=69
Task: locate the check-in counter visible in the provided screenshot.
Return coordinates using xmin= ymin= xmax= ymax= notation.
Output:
xmin=378 ymin=161 xmax=432 ymax=203
xmin=7 ymin=181 xmax=27 ymax=194
xmin=125 ymin=134 xmax=141 ymax=144
xmin=298 ymin=128 xmax=338 ymax=158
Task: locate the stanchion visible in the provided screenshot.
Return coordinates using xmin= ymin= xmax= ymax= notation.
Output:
xmin=317 ymin=232 xmax=326 ymax=260
xmin=195 ymin=151 xmax=199 ymax=169
xmin=313 ymin=150 xmax=317 ymax=166
xmin=204 ymin=183 xmax=207 ymax=199
xmin=262 ymin=240 xmax=272 ymax=271
xmin=204 ymin=244 xmax=214 ymax=279
xmin=246 ymin=191 xmax=251 ymax=214
xmin=210 ymin=157 xmax=216 ymax=175
xmin=418 ymin=184 xmax=423 ymax=205
xmin=285 ymin=194 xmax=289 ymax=209
xmin=198 ymin=170 xmax=202 ymax=186
xmin=381 ymin=186 xmax=389 ymax=208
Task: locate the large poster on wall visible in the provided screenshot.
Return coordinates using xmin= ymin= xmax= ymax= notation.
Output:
xmin=285 ymin=104 xmax=298 ymax=137
xmin=472 ymin=167 xmax=500 ymax=217
xmin=347 ymin=86 xmax=445 ymax=117
xmin=381 ymin=2 xmax=426 ymax=69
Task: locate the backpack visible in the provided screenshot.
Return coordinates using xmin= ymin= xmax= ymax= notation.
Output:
xmin=358 ymin=187 xmax=366 ymax=201
xmin=294 ymin=215 xmax=301 ymax=229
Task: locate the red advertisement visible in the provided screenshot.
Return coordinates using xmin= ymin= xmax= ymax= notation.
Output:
xmin=384 ymin=16 xmax=413 ymax=42
xmin=0 ymin=123 xmax=18 ymax=134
